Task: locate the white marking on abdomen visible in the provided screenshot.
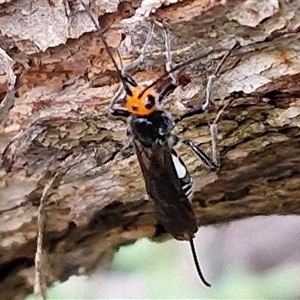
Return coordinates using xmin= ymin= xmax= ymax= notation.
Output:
xmin=171 ymin=153 xmax=187 ymax=179
xmin=171 ymin=151 xmax=194 ymax=200
xmin=182 ymin=180 xmax=193 ymax=201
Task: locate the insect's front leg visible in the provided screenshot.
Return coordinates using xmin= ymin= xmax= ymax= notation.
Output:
xmin=108 ymin=85 xmax=131 ymax=117
xmin=121 ymin=21 xmax=155 ymax=73
xmin=155 ymin=21 xmax=178 ymax=104
xmin=174 ymin=48 xmax=234 ymax=123
xmin=155 ymin=21 xmax=178 ymax=86
xmin=108 ymin=22 xmax=157 ymax=116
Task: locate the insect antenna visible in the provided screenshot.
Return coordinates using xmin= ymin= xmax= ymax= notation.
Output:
xmin=190 ymin=239 xmax=211 ymax=288
xmin=79 ymin=0 xmax=132 ymax=95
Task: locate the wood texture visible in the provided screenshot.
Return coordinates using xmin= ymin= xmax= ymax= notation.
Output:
xmin=0 ymin=0 xmax=300 ymax=298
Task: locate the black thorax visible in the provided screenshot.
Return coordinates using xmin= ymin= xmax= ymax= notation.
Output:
xmin=129 ymin=110 xmax=174 ymax=148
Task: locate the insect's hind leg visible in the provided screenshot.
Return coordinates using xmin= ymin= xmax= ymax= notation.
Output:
xmin=171 ymin=135 xmax=218 ymax=171
xmin=209 ymin=99 xmax=232 ymax=166
xmin=120 ymin=126 xmax=134 ymax=158
xmin=181 ymin=138 xmax=218 ymax=171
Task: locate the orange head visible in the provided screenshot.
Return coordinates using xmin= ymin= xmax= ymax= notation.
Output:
xmin=125 ymin=86 xmax=158 ymax=116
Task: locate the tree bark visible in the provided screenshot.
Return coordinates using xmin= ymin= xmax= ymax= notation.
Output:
xmin=0 ymin=0 xmax=300 ymax=299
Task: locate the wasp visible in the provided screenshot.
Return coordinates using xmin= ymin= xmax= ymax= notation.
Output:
xmin=80 ymin=0 xmax=232 ymax=288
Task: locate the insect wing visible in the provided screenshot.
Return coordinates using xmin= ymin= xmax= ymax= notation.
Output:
xmin=133 ymin=140 xmax=197 ymax=240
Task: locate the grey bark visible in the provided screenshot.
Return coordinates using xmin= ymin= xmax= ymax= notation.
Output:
xmin=0 ymin=0 xmax=300 ymax=299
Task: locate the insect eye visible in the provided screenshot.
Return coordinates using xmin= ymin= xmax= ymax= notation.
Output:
xmin=145 ymin=95 xmax=156 ymax=110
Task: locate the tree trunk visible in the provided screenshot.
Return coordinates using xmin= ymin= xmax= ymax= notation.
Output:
xmin=0 ymin=0 xmax=299 ymax=299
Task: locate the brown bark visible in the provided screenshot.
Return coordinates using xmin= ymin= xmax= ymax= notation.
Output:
xmin=0 ymin=0 xmax=300 ymax=299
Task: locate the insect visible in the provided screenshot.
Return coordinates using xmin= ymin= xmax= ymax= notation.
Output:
xmin=80 ymin=0 xmax=232 ymax=288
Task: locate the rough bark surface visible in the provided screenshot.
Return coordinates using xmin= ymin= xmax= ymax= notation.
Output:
xmin=0 ymin=0 xmax=300 ymax=298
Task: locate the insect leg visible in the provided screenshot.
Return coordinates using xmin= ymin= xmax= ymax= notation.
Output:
xmin=108 ymin=108 xmax=130 ymax=117
xmin=108 ymin=83 xmax=131 ymax=117
xmin=122 ymin=21 xmax=155 ymax=73
xmin=181 ymin=138 xmax=218 ymax=171
xmin=109 ymin=22 xmax=156 ymax=116
xmin=171 ymin=135 xmax=218 ymax=171
xmin=120 ymin=141 xmax=134 ymax=158
xmin=108 ymin=100 xmax=131 ymax=117
xmin=209 ymin=99 xmax=232 ymax=166
xmin=116 ymin=49 xmax=138 ymax=88
xmin=120 ymin=125 xmax=133 ymax=157
xmin=155 ymin=21 xmax=177 ymax=85
xmin=175 ymin=49 xmax=232 ymax=123
xmin=210 ymin=121 xmax=219 ymax=167
xmin=155 ymin=21 xmax=178 ymax=103
xmin=119 ymin=125 xmax=134 ymax=158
